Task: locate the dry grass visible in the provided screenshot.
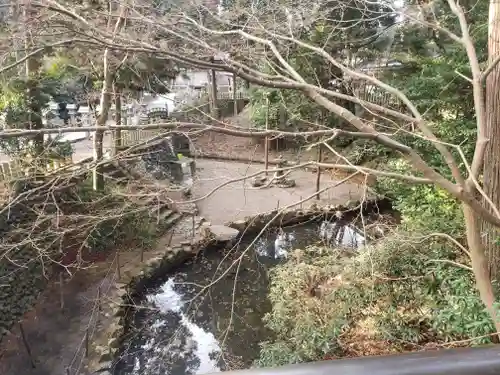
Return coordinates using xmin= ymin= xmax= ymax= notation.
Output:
xmin=339 ymin=317 xmax=397 ymax=358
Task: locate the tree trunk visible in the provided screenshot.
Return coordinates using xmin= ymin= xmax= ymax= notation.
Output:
xmin=482 ymin=0 xmax=500 ymax=277
xmin=233 ymin=72 xmax=238 ymax=116
xmin=210 ymin=69 xmax=219 ymax=119
xmin=23 ymin=3 xmax=43 ymax=161
xmin=464 ymin=204 xmax=500 ymax=337
xmin=93 ymin=48 xmax=113 ymax=191
xmin=112 ymin=84 xmax=122 ymax=156
xmin=93 ymin=5 xmax=126 ymax=190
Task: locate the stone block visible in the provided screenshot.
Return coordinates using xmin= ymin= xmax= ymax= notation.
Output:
xmin=208 ymin=225 xmax=239 ymax=242
xmin=96 ymin=347 xmax=113 ymax=362
xmin=108 ymin=337 xmax=120 ymax=348
xmin=146 ymin=257 xmax=161 ymax=268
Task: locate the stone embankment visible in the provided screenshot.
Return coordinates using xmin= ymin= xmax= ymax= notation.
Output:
xmin=86 ymin=197 xmax=389 ymax=374
xmin=86 ymin=219 xmax=239 ymax=374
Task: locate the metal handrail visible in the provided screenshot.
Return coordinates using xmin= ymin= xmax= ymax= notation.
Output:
xmin=211 ymin=346 xmax=500 ymax=375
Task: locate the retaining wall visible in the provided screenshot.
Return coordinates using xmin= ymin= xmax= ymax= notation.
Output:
xmin=225 ymin=198 xmax=391 ymax=236
xmin=86 ymin=235 xmax=215 ymax=374
xmin=87 ymin=197 xmax=391 ymax=374
xmin=0 ymin=180 xmax=76 ymax=339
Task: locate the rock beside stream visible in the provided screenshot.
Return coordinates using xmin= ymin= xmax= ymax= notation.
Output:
xmin=207 ymin=225 xmax=239 ymax=241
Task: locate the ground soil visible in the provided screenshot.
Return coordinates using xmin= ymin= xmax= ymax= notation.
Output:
xmin=191 ymin=132 xmax=316 ymax=163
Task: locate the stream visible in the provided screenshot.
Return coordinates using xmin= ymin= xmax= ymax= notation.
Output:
xmin=114 ymin=219 xmax=366 ymax=375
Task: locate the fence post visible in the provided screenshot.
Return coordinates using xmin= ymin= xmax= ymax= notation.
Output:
xmin=97 ymin=286 xmax=102 ymax=314
xmin=116 ymin=251 xmax=121 ymax=280
xmin=316 ymin=144 xmax=322 ymax=200
xmin=192 ymin=215 xmax=196 ymax=238
xmin=85 ymin=328 xmax=89 ymax=358
xmin=19 ymin=322 xmax=36 ymax=368
xmin=300 ymin=196 xmax=302 ymax=209
xmin=233 ymin=72 xmax=238 ymax=116
xmin=140 ymin=246 xmax=144 ymax=263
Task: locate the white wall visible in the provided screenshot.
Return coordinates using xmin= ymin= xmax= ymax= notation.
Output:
xmin=173 ymin=70 xmax=233 ymax=88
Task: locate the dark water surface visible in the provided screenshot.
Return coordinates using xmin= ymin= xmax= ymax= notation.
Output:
xmin=114 ymin=220 xmax=365 ymax=375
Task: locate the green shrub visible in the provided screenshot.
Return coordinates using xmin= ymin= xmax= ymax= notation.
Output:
xmin=257 ymin=231 xmax=494 ymax=368
xmin=376 ymin=159 xmax=464 ymax=235
xmin=256 ymin=247 xmax=353 ymax=367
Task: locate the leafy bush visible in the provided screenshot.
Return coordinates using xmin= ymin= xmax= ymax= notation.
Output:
xmin=256 ymin=247 xmax=352 ymax=367
xmin=257 ymin=232 xmax=495 ymax=367
xmin=257 ymin=153 xmax=495 ymax=366
xmin=376 ymin=159 xmax=465 ymax=236
xmin=85 ymin=210 xmax=157 ymax=252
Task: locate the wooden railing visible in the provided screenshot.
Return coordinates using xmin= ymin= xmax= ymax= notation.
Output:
xmin=0 ymin=158 xmax=73 ymax=181
xmin=216 ymin=91 xmax=249 ymax=100
xmin=121 ymin=129 xmax=164 ymax=147
xmin=120 ymin=115 xmax=168 ymax=147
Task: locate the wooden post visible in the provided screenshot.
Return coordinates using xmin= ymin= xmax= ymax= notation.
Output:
xmin=59 ymin=273 xmax=64 ymax=310
xmin=85 ymin=329 xmax=89 ymax=358
xmin=277 ymin=200 xmax=280 ymax=210
xmin=168 ymin=230 xmax=174 ymax=246
xmin=278 ymin=105 xmax=287 ymax=152
xmin=264 ymin=95 xmax=269 ymax=176
xmin=19 ymin=322 xmax=36 ymax=368
xmin=207 ymin=71 xmax=213 ymax=112
xmin=300 ymin=196 xmax=303 ymax=209
xmin=96 ymin=286 xmax=102 ymax=315
xmin=66 ymin=368 xmax=71 ymax=375
xmin=316 ymin=144 xmax=322 ymax=200
xmin=116 ymin=252 xmax=121 ymax=280
xmin=112 ymin=84 xmax=122 ymax=156
xmin=210 ymin=68 xmax=218 ymax=119
xmin=233 ymin=72 xmax=238 ymax=116
xmin=192 ymin=215 xmax=196 ymax=238
xmin=140 ymin=246 xmax=144 ymax=263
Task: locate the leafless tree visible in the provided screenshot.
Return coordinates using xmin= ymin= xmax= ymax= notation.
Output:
xmin=0 ymin=0 xmax=499 ymax=335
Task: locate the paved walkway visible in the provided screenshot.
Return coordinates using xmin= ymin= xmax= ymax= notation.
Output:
xmin=193 ymin=159 xmax=367 ymax=225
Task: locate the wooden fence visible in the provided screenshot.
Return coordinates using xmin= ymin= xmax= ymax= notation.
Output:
xmin=0 ymin=158 xmax=73 ymax=181
xmin=121 ymin=129 xmax=165 ymax=147
xmin=216 ymin=91 xmax=249 ymax=100
xmin=120 ymin=115 xmax=168 ymax=147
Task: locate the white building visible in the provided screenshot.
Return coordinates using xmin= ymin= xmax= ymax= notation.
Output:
xmin=171 ymin=70 xmax=234 ymax=92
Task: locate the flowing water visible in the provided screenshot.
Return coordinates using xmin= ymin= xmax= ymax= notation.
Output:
xmin=114 ymin=219 xmax=365 ymax=375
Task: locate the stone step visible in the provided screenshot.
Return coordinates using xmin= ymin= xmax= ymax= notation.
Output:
xmin=157 ymin=208 xmax=174 ymax=221
xmin=162 ymin=212 xmax=183 ymax=229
